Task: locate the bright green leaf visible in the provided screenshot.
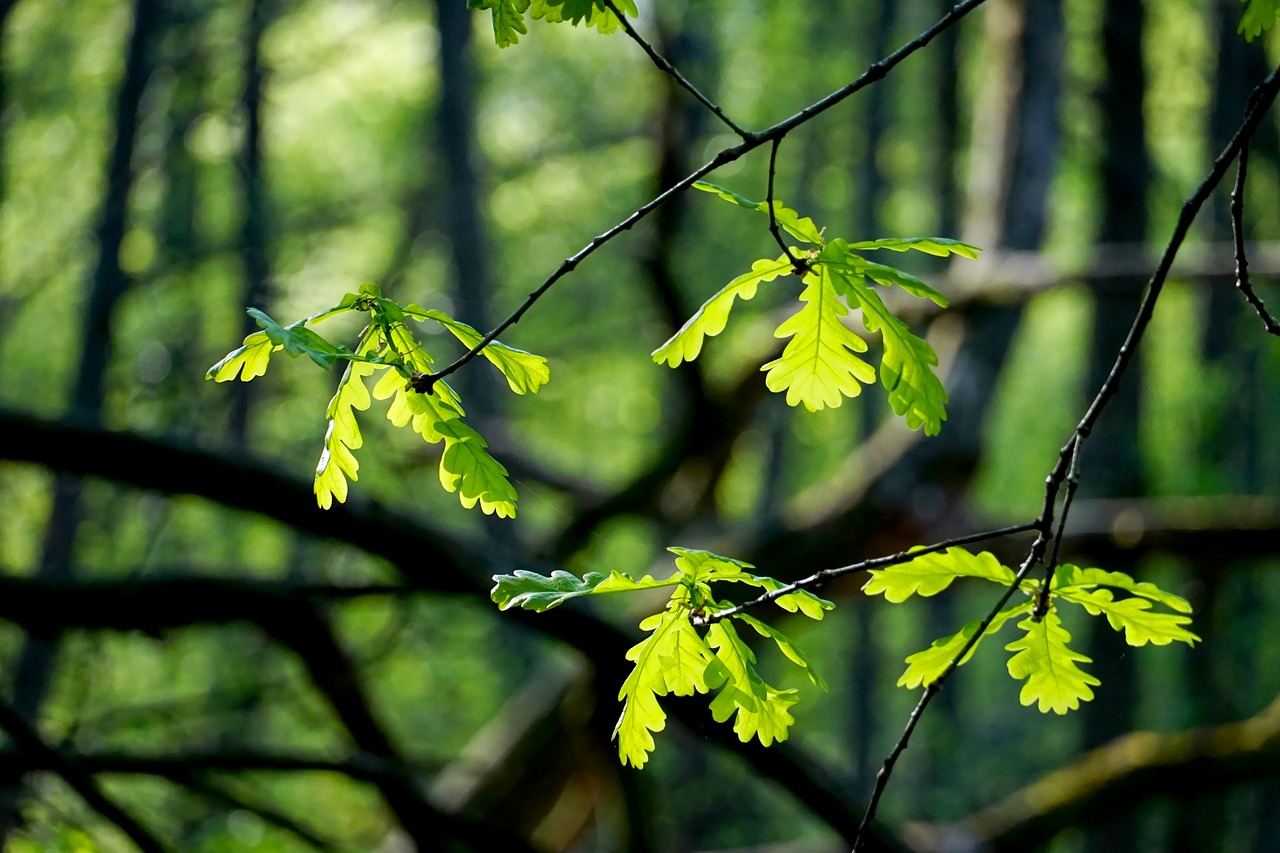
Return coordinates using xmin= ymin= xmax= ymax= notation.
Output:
xmin=653 ymin=256 xmax=793 ymax=367
xmin=314 ymin=356 xmax=380 ymax=510
xmin=762 ymin=266 xmax=876 ymax=411
xmin=206 ymin=331 xmax=277 ymax=382
xmin=1059 ymin=588 xmax=1200 ymax=647
xmin=614 ymin=608 xmax=725 ymax=769
xmin=898 ymin=603 xmax=1030 ymax=689
xmin=471 ymin=0 xmax=531 ymax=47
xmin=413 ymin=307 xmax=550 ymax=394
xmin=490 ymin=569 xmax=680 ymax=611
xmin=733 ymin=612 xmax=828 ymax=690
xmin=838 ymin=272 xmax=948 ymax=433
xmin=247 ymin=308 xmax=352 ymax=370
xmin=1005 ymin=611 xmax=1100 ymax=715
xmin=863 ymin=547 xmax=1016 ymax=603
xmin=692 ymin=181 xmax=823 ymax=244
xmin=1051 ymin=564 xmax=1193 ymax=614
xmin=844 ymin=236 xmax=981 ymax=259
xmin=1240 ymin=0 xmax=1280 ymax=39
xmin=706 ymin=620 xmax=799 ymax=747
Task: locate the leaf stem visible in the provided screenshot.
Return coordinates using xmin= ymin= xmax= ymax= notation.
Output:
xmin=425 ymin=0 xmax=994 ymax=388
xmin=765 ymin=137 xmax=810 ymax=274
xmin=692 ymin=521 xmax=1038 ymax=626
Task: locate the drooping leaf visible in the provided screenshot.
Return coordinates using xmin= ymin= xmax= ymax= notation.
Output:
xmin=692 ymin=181 xmax=823 ymax=244
xmin=733 ymin=612 xmax=828 ymax=689
xmin=653 ymin=256 xmax=793 ymax=368
xmin=470 ymin=0 xmax=531 ymax=47
xmin=1059 ymin=588 xmax=1201 ymax=647
xmin=206 ymin=331 xmax=277 ymax=382
xmin=530 ymin=0 xmax=636 ymax=33
xmin=863 ymin=547 xmax=1017 ymax=603
xmin=1005 ymin=611 xmax=1100 ymax=715
xmin=614 ymin=608 xmax=725 ymax=769
xmin=838 ymin=272 xmax=948 ymax=433
xmin=1240 ymin=0 xmax=1280 ymax=39
xmin=412 ymin=307 xmax=550 ymax=394
xmin=762 ymin=266 xmax=876 ymax=411
xmin=314 ymin=355 xmax=381 ymax=510
xmin=818 ymin=241 xmax=948 ymax=307
xmin=898 ymin=603 xmax=1030 ymax=689
xmin=1051 ymin=564 xmax=1193 ymax=614
xmin=844 ymin=236 xmax=982 ymax=259
xmin=706 ymin=620 xmax=799 ymax=747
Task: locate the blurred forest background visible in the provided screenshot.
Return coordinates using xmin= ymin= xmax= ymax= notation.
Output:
xmin=2 ymin=0 xmax=1280 ymax=850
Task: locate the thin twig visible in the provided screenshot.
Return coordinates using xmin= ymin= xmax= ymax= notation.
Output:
xmin=765 ymin=137 xmax=810 ymax=273
xmin=1034 ymin=437 xmax=1083 ymax=620
xmin=693 ymin=521 xmax=1038 ymax=626
xmin=601 ymin=0 xmax=748 ymax=138
xmin=421 ymin=0 xmax=993 ymax=392
xmin=852 ymin=60 xmax=1280 ymax=850
xmin=1230 ymin=138 xmax=1280 ymax=335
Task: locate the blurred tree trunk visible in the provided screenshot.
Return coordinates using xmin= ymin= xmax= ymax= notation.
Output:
xmin=0 ymin=0 xmax=161 ymax=837
xmin=228 ymin=0 xmax=275 ymax=444
xmin=1080 ymin=0 xmax=1149 ymax=850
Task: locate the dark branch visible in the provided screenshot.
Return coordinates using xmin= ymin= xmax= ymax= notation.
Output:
xmin=424 ymin=0 xmax=992 ymax=390
xmin=0 ymin=701 xmax=171 ymax=853
xmin=1229 ymin=137 xmax=1280 ymax=335
xmin=765 ymin=136 xmax=809 ymax=273
xmin=854 ymin=60 xmax=1280 ymax=848
xmin=601 ymin=0 xmax=748 ymax=138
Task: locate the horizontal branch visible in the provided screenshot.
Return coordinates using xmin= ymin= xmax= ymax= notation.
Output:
xmin=903 ymin=693 xmax=1280 ymax=852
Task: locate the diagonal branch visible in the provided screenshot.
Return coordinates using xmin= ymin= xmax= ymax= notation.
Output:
xmin=422 ymin=0 xmax=992 ymax=392
xmin=852 ymin=59 xmax=1280 ymax=849
xmin=601 ymin=0 xmax=748 ymax=138
xmin=0 ymin=700 xmax=171 ymax=853
xmin=1229 ymin=137 xmax=1280 ymax=335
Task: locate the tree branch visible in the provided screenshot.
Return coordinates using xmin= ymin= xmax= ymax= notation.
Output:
xmin=423 ymin=0 xmax=992 ymax=391
xmin=1229 ymin=137 xmax=1280 ymax=335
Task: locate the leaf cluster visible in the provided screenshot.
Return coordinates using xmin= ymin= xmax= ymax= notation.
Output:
xmin=492 ymin=548 xmax=832 ymax=768
xmin=864 ymin=549 xmax=1199 ymax=714
xmin=653 ymin=182 xmax=979 ymax=432
xmin=207 ymin=283 xmax=549 ymax=516
xmin=469 ymin=0 xmax=638 ymax=48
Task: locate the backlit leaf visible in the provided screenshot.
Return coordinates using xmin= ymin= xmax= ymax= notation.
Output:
xmin=692 ymin=181 xmax=823 ymax=244
xmin=706 ymin=620 xmax=799 ymax=747
xmin=413 ymin=307 xmax=550 ymax=394
xmin=206 ymin=331 xmax=277 ymax=382
xmin=734 ymin=612 xmax=828 ymax=689
xmin=863 ymin=547 xmax=1016 ymax=603
xmin=898 ymin=603 xmax=1030 ymax=689
xmin=652 ymin=256 xmax=793 ymax=367
xmin=1005 ymin=611 xmax=1100 ymax=715
xmin=761 ymin=266 xmax=876 ymax=411
xmin=1059 ymin=588 xmax=1200 ymax=647
xmin=1051 ymin=564 xmax=1193 ymax=614
xmin=844 ymin=236 xmax=981 ymax=259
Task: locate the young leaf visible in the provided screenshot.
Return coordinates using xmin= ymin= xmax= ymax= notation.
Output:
xmin=206 ymin=331 xmax=276 ymax=382
xmin=762 ymin=266 xmax=876 ymax=411
xmin=706 ymin=620 xmax=799 ymax=747
xmin=1005 ymin=611 xmax=1101 ymax=715
xmin=844 ymin=236 xmax=982 ymax=259
xmin=863 ymin=547 xmax=1016 ymax=603
xmin=434 ymin=416 xmax=520 ymax=518
xmin=413 ymin=307 xmax=550 ymax=394
xmin=1240 ymin=0 xmax=1280 ymax=39
xmin=838 ymin=272 xmax=948 ymax=434
xmin=733 ymin=612 xmax=828 ymax=689
xmin=490 ymin=569 xmax=680 ymax=611
xmin=1051 ymin=564 xmax=1193 ymax=614
xmin=898 ymin=603 xmax=1031 ymax=689
xmin=314 ymin=358 xmax=380 ymax=509
xmin=247 ymin=308 xmax=352 ymax=370
xmin=652 ymin=256 xmax=793 ymax=368
xmin=614 ymin=608 xmax=725 ymax=769
xmin=1058 ymin=588 xmax=1201 ymax=647
xmin=530 ymin=0 xmax=636 ymax=33
xmin=471 ymin=0 xmax=531 ymax=47
xmin=692 ymin=182 xmax=823 ymax=244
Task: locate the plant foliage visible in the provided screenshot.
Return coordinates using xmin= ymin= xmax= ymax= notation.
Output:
xmin=1239 ymin=0 xmax=1280 ymax=39
xmin=491 ymin=548 xmax=831 ymax=768
xmin=207 ymin=283 xmax=548 ymax=516
xmin=864 ymin=548 xmax=1199 ymax=714
xmin=469 ymin=0 xmax=639 ymax=47
xmin=653 ymin=182 xmax=979 ymax=430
